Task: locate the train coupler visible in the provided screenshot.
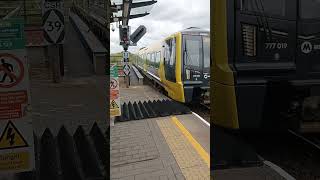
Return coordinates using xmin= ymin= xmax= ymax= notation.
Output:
xmin=300 ymin=96 xmax=320 ymax=133
xmin=201 ymin=90 xmax=210 ymax=105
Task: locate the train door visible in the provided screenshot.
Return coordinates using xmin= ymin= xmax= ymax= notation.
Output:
xmin=164 ymin=37 xmax=176 ymax=82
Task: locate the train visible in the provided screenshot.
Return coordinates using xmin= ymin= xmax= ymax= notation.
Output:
xmin=132 ymin=27 xmax=210 ymax=104
xmin=212 ymin=0 xmax=320 ymax=133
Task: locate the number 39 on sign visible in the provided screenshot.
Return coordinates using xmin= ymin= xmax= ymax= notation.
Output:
xmin=42 ymin=0 xmax=65 ymax=44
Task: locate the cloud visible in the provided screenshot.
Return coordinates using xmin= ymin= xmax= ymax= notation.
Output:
xmin=110 ymin=0 xmax=210 ymax=54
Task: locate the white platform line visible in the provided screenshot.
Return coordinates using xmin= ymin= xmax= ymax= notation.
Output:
xmin=191 ymin=112 xmax=210 ymax=127
xmin=264 ymin=161 xmax=296 ymax=180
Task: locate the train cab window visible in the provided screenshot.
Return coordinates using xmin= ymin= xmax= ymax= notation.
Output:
xmin=184 ymin=35 xmax=201 ymax=68
xmin=164 ymin=38 xmax=176 ymax=66
xmin=203 ymin=36 xmax=210 ymax=69
xmin=170 ymin=39 xmax=176 ymax=66
xmin=241 ymin=0 xmax=286 ymax=17
xmin=164 ymin=38 xmax=176 ymax=82
xmin=300 ymin=0 xmax=320 ymax=19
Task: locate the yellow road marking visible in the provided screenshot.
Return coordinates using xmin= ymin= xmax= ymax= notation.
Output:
xmin=171 ymin=116 xmax=210 ymax=168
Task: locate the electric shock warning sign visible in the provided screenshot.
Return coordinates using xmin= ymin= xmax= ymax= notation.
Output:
xmin=0 ymin=18 xmax=35 ymax=174
xmin=0 ymin=119 xmax=34 ymax=173
xmin=0 ymin=121 xmax=28 ymax=150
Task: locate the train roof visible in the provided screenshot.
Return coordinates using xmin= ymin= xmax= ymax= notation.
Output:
xmin=180 ymin=27 xmax=210 ymax=35
xmin=137 ymin=27 xmax=210 ymax=54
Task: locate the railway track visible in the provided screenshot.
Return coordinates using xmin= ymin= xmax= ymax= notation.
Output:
xmin=244 ymin=130 xmax=320 ymax=180
xmin=188 ymin=103 xmax=210 ymax=123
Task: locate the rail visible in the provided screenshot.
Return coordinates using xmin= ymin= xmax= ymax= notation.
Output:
xmin=132 ymin=64 xmax=144 ymax=84
xmin=69 ymin=11 xmax=107 ymax=75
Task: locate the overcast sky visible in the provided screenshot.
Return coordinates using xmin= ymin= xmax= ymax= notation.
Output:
xmin=110 ymin=0 xmax=210 ymax=54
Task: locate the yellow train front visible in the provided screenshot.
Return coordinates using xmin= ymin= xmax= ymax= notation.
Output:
xmin=212 ymin=0 xmax=320 ymax=133
xmin=134 ymin=27 xmax=210 ymax=104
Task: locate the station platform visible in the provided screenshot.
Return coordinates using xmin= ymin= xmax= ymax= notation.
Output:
xmin=110 ymin=114 xmax=210 ymax=180
xmin=110 ymin=84 xmax=210 ymax=180
xmin=111 ymin=81 xmax=295 ymax=179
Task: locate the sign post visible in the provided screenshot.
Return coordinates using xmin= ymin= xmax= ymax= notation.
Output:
xmin=0 ymin=18 xmax=35 ymax=174
xmin=119 ymin=25 xmax=146 ymax=88
xmin=123 ymin=51 xmax=131 ymax=88
xmin=110 ymin=64 xmax=121 ymax=125
xmin=42 ymin=0 xmax=65 ymax=83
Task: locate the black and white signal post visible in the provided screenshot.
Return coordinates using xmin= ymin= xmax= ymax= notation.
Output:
xmin=114 ymin=0 xmax=154 ymax=88
xmin=119 ymin=24 xmax=147 ymax=88
xmin=42 ymin=0 xmax=65 ymax=83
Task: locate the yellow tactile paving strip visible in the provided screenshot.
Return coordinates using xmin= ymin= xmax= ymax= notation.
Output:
xmin=157 ymin=116 xmax=210 ymax=180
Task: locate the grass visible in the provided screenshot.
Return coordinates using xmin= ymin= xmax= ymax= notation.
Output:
xmin=110 ymin=51 xmax=139 ymax=63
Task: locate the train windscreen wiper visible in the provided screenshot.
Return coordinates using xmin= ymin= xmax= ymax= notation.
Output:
xmin=184 ymin=41 xmax=193 ymax=68
xmin=257 ymin=0 xmax=273 ymax=41
xmin=253 ymin=0 xmax=273 ymax=42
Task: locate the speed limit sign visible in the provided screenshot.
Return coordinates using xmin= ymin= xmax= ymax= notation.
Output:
xmin=42 ymin=0 xmax=65 ymax=44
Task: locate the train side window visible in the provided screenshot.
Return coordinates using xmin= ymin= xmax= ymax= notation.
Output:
xmin=155 ymin=51 xmax=161 ymax=68
xmin=147 ymin=53 xmax=151 ymax=65
xmin=152 ymin=53 xmax=155 ymax=64
xmin=156 ymin=52 xmax=161 ymax=63
xmin=241 ymin=0 xmax=286 ymax=17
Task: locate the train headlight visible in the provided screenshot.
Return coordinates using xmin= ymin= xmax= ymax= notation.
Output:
xmin=242 ymin=24 xmax=257 ymax=57
xmin=186 ymin=69 xmax=191 ymax=80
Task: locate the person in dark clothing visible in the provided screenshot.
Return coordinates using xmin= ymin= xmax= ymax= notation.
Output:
xmin=0 ymin=58 xmax=14 ymax=83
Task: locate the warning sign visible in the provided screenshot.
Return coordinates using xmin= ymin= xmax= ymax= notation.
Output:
xmin=110 ymin=90 xmax=119 ymax=100
xmin=0 ymin=53 xmax=25 ymax=88
xmin=0 ymin=121 xmax=28 ymax=150
xmin=0 ymin=18 xmax=35 ymax=173
xmin=110 ymin=99 xmax=121 ymax=117
xmin=0 ymin=91 xmax=27 ymax=119
xmin=110 ymin=100 xmax=119 ymax=109
xmin=0 ymin=151 xmax=30 ymax=171
xmin=110 ymin=78 xmax=118 ymax=89
xmin=0 ymin=118 xmax=34 ymax=173
xmin=110 ymin=64 xmax=121 ymax=117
